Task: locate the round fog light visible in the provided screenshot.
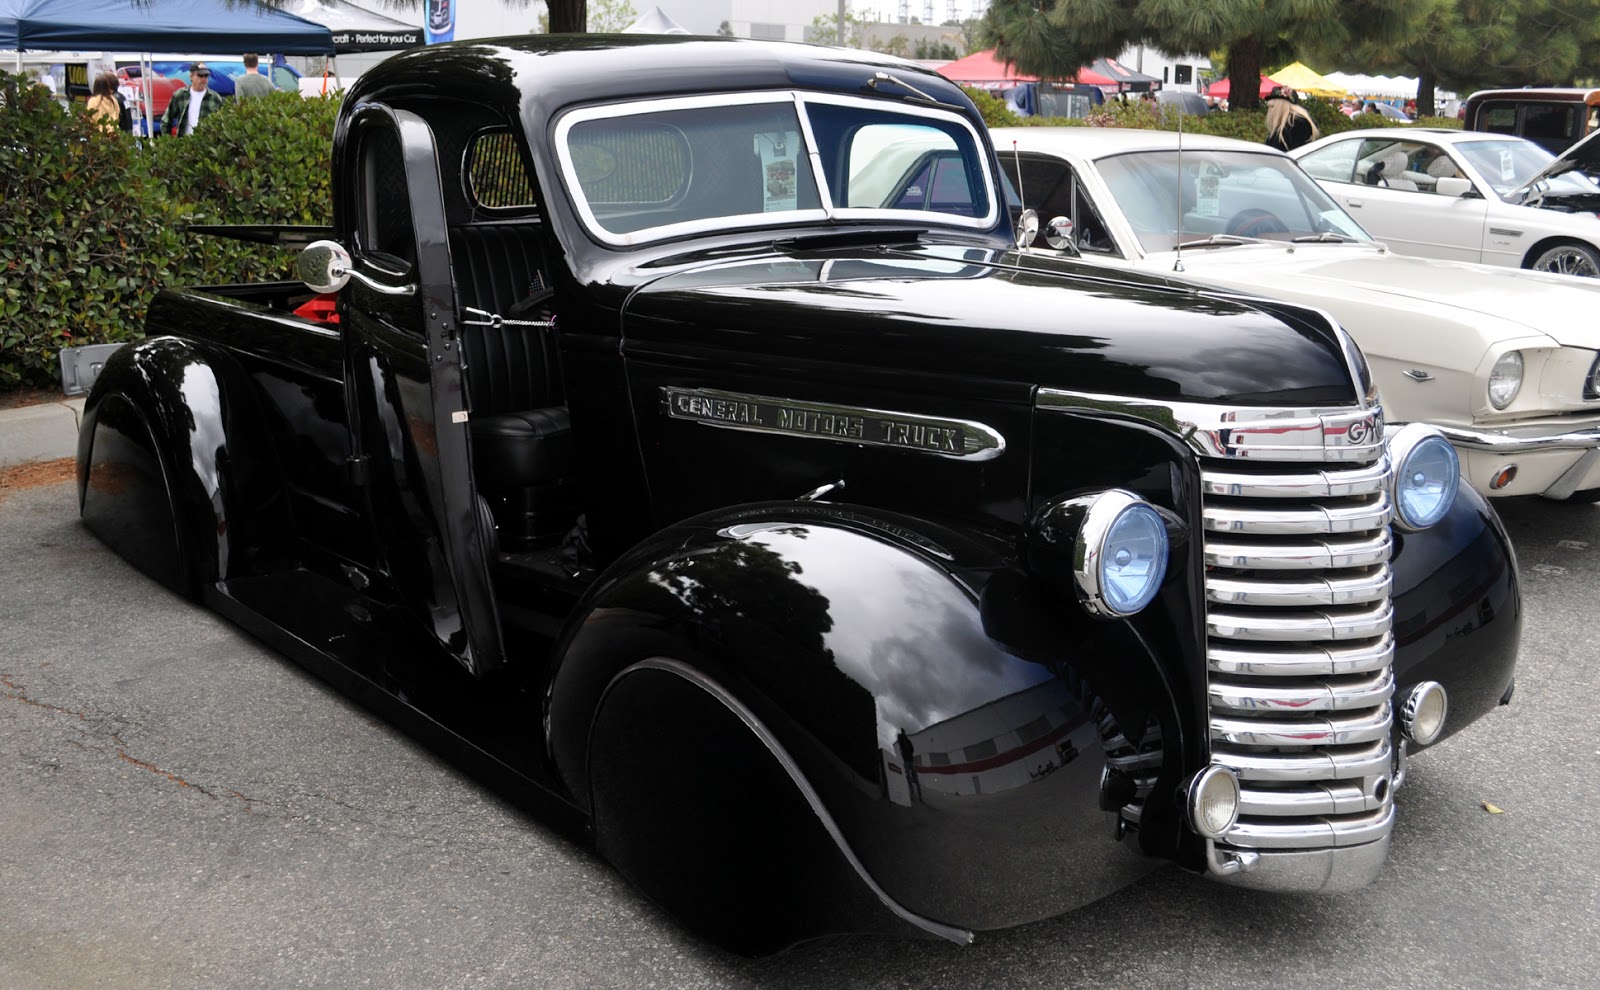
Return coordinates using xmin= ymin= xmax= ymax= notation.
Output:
xmin=1188 ymin=765 xmax=1241 ymax=839
xmin=1401 ymin=681 xmax=1449 ymax=746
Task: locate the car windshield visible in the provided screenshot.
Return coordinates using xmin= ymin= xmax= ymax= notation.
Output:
xmin=554 ymin=92 xmax=996 ymax=246
xmin=1094 ymin=149 xmax=1372 ymax=253
xmin=1451 ymin=139 xmax=1600 ymax=199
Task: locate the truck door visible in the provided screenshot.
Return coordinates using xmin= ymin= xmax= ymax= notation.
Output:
xmin=337 ymin=104 xmax=504 ymax=678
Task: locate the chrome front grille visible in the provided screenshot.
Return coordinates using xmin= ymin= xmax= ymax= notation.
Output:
xmin=1201 ymin=439 xmax=1397 ymax=859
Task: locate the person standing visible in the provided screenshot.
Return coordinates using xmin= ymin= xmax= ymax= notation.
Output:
xmin=1263 ymin=86 xmax=1318 ymax=153
xmin=85 ymin=72 xmax=122 ymax=134
xmin=234 ymin=54 xmax=275 ymax=99
xmin=160 ymin=62 xmax=224 ymax=136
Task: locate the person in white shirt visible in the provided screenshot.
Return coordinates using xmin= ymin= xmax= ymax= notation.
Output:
xmin=160 ymin=62 xmax=224 ymax=137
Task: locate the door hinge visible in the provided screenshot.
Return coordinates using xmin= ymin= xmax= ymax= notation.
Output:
xmin=347 ymin=454 xmax=370 ymax=487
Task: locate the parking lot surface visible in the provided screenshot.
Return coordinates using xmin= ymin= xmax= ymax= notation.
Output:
xmin=2 ymin=479 xmax=1597 ymax=989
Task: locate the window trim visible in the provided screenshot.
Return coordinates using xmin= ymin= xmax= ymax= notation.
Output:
xmin=551 ymin=90 xmax=997 ymax=247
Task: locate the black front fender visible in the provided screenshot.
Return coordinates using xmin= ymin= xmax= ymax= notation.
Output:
xmin=546 ymin=502 xmax=1170 ymax=933
xmin=1390 ymin=479 xmax=1521 ymax=747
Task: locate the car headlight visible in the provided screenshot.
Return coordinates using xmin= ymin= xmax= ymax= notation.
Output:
xmin=1586 ymin=353 xmax=1600 ymax=400
xmin=1387 ymin=423 xmax=1459 ymax=531
xmin=1074 ymin=490 xmax=1170 ymax=617
xmin=1488 ymin=350 xmax=1523 ymax=409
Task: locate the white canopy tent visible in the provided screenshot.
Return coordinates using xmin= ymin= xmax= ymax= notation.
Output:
xmin=1325 ymin=71 xmax=1454 ymax=102
xmin=622 ymin=7 xmax=689 ymax=34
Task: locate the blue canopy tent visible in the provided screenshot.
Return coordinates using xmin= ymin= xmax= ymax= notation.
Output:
xmin=0 ymin=0 xmax=335 ymax=54
xmin=2 ymin=0 xmax=334 ymax=134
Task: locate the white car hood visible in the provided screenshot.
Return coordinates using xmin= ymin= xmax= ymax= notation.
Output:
xmin=1148 ymin=243 xmax=1600 ymax=348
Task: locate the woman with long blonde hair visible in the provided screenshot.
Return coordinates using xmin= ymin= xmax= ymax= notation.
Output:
xmin=1264 ymin=87 xmax=1319 ymax=152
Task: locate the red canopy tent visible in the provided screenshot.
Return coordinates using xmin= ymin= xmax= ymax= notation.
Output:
xmin=1205 ymin=75 xmax=1279 ymax=99
xmin=937 ymin=48 xmax=1113 ymax=86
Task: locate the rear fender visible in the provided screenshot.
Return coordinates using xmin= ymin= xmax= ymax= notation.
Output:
xmin=546 ymin=502 xmax=1174 ymax=934
xmin=77 ymin=337 xmax=291 ymax=597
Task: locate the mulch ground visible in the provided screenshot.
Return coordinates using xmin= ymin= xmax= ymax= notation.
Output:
xmin=0 ymin=388 xmax=62 ymax=411
xmin=0 ymin=458 xmax=76 ymax=504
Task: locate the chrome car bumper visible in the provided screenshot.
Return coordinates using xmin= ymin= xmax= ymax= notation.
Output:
xmin=1434 ymin=424 xmax=1600 ymax=499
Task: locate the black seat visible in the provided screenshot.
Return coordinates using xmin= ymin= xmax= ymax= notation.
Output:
xmin=449 ymin=223 xmax=576 ymax=547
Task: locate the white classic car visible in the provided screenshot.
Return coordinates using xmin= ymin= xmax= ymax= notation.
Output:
xmin=991 ymin=127 xmax=1600 ymax=500
xmin=1290 ymin=127 xmax=1600 ymax=277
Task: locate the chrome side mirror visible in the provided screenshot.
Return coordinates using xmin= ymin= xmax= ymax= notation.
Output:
xmin=1046 ymin=215 xmax=1078 ymax=253
xmin=1434 ymin=177 xmax=1472 ymax=198
xmin=297 ymin=240 xmax=353 ymax=294
xmin=1015 ymin=208 xmax=1039 ymax=248
xmin=296 ymin=239 xmax=415 ymax=296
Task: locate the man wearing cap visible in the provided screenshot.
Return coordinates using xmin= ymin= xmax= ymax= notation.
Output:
xmin=160 ymin=62 xmax=225 ymax=136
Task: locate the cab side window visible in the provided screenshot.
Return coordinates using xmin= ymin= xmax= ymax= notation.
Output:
xmin=356 ymin=126 xmax=416 ymax=273
xmin=1009 ymin=156 xmax=1117 ymax=256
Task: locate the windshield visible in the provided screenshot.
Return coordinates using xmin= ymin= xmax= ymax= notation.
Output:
xmin=554 ymin=92 xmax=997 ymax=246
xmin=1451 ymin=139 xmax=1600 ymax=199
xmin=1095 ymin=150 xmax=1372 ymax=253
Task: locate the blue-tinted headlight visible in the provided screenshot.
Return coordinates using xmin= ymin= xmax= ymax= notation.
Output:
xmin=1074 ymin=491 xmax=1170 ymax=617
xmin=1388 ymin=424 xmax=1459 ymax=531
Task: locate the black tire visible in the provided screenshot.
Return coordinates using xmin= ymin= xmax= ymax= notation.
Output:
xmin=1526 ymin=241 xmax=1600 ymax=278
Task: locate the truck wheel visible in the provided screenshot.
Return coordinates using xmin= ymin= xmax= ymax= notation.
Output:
xmin=586 ymin=660 xmax=910 ymax=954
xmin=1527 ymin=241 xmax=1600 ymax=278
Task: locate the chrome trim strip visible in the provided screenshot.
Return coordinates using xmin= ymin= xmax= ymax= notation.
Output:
xmin=1036 ymin=389 xmax=1385 ymax=463
xmin=659 ymin=386 xmax=1006 ymax=461
xmin=1203 ymin=458 xmax=1390 ymax=498
xmin=1223 ymin=804 xmax=1394 ymax=849
xmin=1238 ymin=781 xmax=1385 ymax=817
xmin=1205 ymin=529 xmax=1392 ymax=570
xmin=604 ymin=658 xmax=974 ymax=946
xmin=1212 ymin=739 xmax=1391 ymax=781
xmin=1208 ymin=634 xmax=1395 ymax=678
xmin=1210 ymin=706 xmax=1392 ymax=747
xmin=1209 ymin=668 xmax=1395 ymax=713
xmin=1206 ymin=566 xmax=1392 ymax=608
xmin=1203 ymin=494 xmax=1391 ymax=535
xmin=1207 ymin=600 xmax=1393 ymax=642
xmin=1434 ymin=423 xmax=1600 ymax=452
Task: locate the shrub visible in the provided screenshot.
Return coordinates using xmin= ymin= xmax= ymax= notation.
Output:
xmin=151 ymin=91 xmax=340 ymax=286
xmin=1413 ymin=115 xmax=1463 ymax=129
xmin=0 ymin=71 xmax=182 ymax=389
xmin=963 ymin=86 xmax=1022 ymax=128
xmin=0 ymin=80 xmax=340 ymax=390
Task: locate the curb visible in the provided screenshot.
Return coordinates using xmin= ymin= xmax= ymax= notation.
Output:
xmin=0 ymin=399 xmax=86 ymax=468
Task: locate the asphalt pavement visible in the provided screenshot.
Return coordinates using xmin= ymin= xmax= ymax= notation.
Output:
xmin=1 ymin=478 xmax=1597 ymax=989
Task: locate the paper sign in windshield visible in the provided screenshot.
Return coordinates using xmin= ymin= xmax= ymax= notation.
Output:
xmin=758 ymin=132 xmax=800 ymax=213
xmin=1195 ymin=171 xmax=1221 ymax=218
xmin=1499 ymin=149 xmax=1516 ymax=182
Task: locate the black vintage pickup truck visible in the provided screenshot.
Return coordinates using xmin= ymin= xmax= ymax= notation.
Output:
xmin=74 ymin=36 xmax=1520 ymax=952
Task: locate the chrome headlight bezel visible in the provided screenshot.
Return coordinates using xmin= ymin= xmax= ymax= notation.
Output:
xmin=1585 ymin=353 xmax=1600 ymax=400
xmin=1387 ymin=423 xmax=1460 ymax=532
xmin=1488 ymin=350 xmax=1524 ymax=409
xmin=1073 ymin=489 xmax=1171 ymax=618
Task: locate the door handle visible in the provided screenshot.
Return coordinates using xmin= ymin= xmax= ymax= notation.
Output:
xmin=1345 ymin=199 xmax=1363 ymax=208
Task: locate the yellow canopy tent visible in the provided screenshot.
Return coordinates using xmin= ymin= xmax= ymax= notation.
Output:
xmin=1269 ymin=62 xmax=1347 ymax=98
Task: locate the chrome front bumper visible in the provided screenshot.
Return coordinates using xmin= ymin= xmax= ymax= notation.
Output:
xmin=1433 ymin=424 xmax=1600 ymax=499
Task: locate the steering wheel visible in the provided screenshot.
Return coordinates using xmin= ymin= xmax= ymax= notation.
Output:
xmin=1226 ymin=208 xmax=1290 ymax=238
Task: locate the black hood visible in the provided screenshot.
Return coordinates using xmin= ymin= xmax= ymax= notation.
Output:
xmin=622 ymin=243 xmax=1359 ymax=407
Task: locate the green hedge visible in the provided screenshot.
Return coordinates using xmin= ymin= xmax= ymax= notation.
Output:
xmin=0 ymin=74 xmax=339 ymax=389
